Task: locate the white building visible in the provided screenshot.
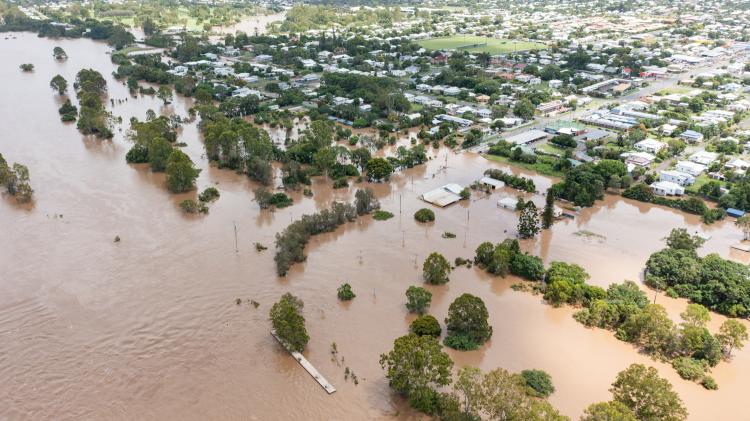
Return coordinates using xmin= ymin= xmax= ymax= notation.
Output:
xmin=675 ymin=160 xmax=707 ymax=176
xmin=689 ymin=150 xmax=718 ymax=166
xmin=634 ymin=138 xmax=667 ymax=154
xmin=421 ymin=184 xmax=464 ymax=207
xmin=726 ymin=158 xmax=750 ymax=174
xmin=651 ymin=181 xmax=685 ymax=196
xmin=660 ymin=170 xmax=695 ymax=186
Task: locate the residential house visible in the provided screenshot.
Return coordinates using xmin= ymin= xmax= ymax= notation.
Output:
xmin=675 ymin=160 xmax=707 ymax=176
xmin=689 ymin=150 xmax=718 ymax=165
xmin=660 ymin=170 xmax=695 ymax=186
xmin=680 ymin=130 xmax=704 ymax=143
xmin=651 ymin=181 xmax=685 ymax=196
xmin=634 ymin=138 xmax=667 ymax=154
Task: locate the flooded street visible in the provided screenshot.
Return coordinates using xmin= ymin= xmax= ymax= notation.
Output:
xmin=2 ymin=32 xmax=750 ymax=420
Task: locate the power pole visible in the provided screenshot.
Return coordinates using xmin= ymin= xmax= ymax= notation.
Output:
xmin=233 ymin=221 xmax=239 ymax=253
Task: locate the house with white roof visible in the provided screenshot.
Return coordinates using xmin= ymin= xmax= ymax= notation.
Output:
xmin=634 ymin=139 xmax=667 ymax=154
xmin=651 ymin=181 xmax=685 ymax=196
xmin=689 ymin=150 xmax=718 ymax=166
xmin=676 ymin=160 xmax=707 ymax=176
xmin=660 ymin=170 xmax=695 ymax=186
xmin=726 ymin=158 xmax=750 ymax=174
xmin=680 ymin=130 xmax=704 ymax=143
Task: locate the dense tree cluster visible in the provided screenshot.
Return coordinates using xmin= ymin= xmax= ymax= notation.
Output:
xmin=125 ymin=114 xmax=200 ymax=193
xmin=559 ymin=249 xmax=746 ymax=388
xmin=622 ymin=184 xmax=724 ymax=224
xmin=74 ymin=69 xmax=112 ymax=138
xmin=380 ymin=331 xmax=567 ymax=419
xmin=319 ymin=72 xmax=410 ymax=118
xmin=200 ymin=111 xmax=275 ymax=184
xmin=474 ymin=239 xmax=544 ymax=280
xmin=551 ymin=160 xmax=626 ymax=207
xmin=274 ymin=189 xmax=378 ymax=276
xmin=483 ymin=168 xmax=535 ymax=192
xmin=645 ymin=229 xmax=750 ymax=317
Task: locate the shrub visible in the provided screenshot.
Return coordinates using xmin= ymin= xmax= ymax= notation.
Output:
xmin=442 ymin=231 xmax=457 ymax=239
xmin=373 ymin=210 xmax=394 ymax=220
xmin=179 ymin=199 xmax=208 ymax=214
xmin=270 ymin=193 xmax=293 ymax=208
xmin=198 ymin=186 xmax=220 ymax=202
xmin=410 ymin=315 xmax=441 ymax=337
xmin=521 ymin=369 xmax=555 ymax=398
xmin=337 ymin=283 xmax=356 ymax=300
xmin=414 ymin=208 xmax=436 ymax=223
xmin=671 ymin=357 xmax=705 ymax=381
xmin=701 ymin=376 xmax=718 ymax=390
xmin=333 ymin=177 xmax=348 ymax=189
xmin=406 ymin=286 xmax=432 ymax=314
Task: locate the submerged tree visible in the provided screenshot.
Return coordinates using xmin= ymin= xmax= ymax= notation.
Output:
xmin=157 ymin=85 xmax=173 ymax=105
xmin=49 ymin=75 xmax=68 ymax=95
xmin=518 ymin=201 xmax=541 ymax=239
xmin=52 ymin=46 xmax=67 ymax=60
xmin=165 ymin=150 xmax=200 ymax=193
xmin=610 ymin=364 xmax=688 ymax=421
xmin=0 ymin=154 xmax=33 ymax=203
xmin=423 ymin=252 xmax=450 ymax=285
xmin=269 ymin=293 xmax=309 ymax=352
xmin=405 ymin=286 xmax=432 ymax=314
xmin=379 ymin=334 xmax=453 ymax=411
xmin=542 ymin=189 xmax=555 ymax=229
xmin=444 ymin=294 xmax=492 ymax=350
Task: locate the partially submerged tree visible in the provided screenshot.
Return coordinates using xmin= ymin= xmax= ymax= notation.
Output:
xmin=270 ymin=293 xmax=309 ymax=352
xmin=610 ymin=364 xmax=688 ymax=421
xmin=379 ymin=334 xmax=453 ymax=411
xmin=50 ymin=74 xmax=68 ymax=95
xmin=518 ymin=201 xmax=541 ymax=239
xmin=423 ymin=252 xmax=450 ymax=285
xmin=405 ymin=286 xmax=432 ymax=314
xmin=52 ymin=46 xmax=67 ymax=60
xmin=444 ymin=294 xmax=492 ymax=350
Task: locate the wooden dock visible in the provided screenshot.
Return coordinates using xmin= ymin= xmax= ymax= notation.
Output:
xmin=271 ymin=331 xmax=336 ymax=394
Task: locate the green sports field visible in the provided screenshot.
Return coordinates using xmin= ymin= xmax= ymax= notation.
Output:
xmin=417 ymin=35 xmax=546 ymax=54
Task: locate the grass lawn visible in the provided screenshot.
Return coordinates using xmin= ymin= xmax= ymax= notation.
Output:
xmin=656 ymin=86 xmax=694 ymax=96
xmin=418 ymin=35 xmax=546 ymax=54
xmin=536 ymin=143 xmax=567 ymax=156
xmin=482 ymin=154 xmax=563 ymax=177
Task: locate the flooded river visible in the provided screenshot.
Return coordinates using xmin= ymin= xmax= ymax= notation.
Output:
xmin=2 ymin=32 xmax=750 ymax=421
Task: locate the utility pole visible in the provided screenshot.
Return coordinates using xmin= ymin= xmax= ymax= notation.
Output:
xmin=233 ymin=221 xmax=239 ymax=253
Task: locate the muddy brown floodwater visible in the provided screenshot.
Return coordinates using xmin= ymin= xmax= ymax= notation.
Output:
xmin=2 ymin=32 xmax=750 ymax=421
